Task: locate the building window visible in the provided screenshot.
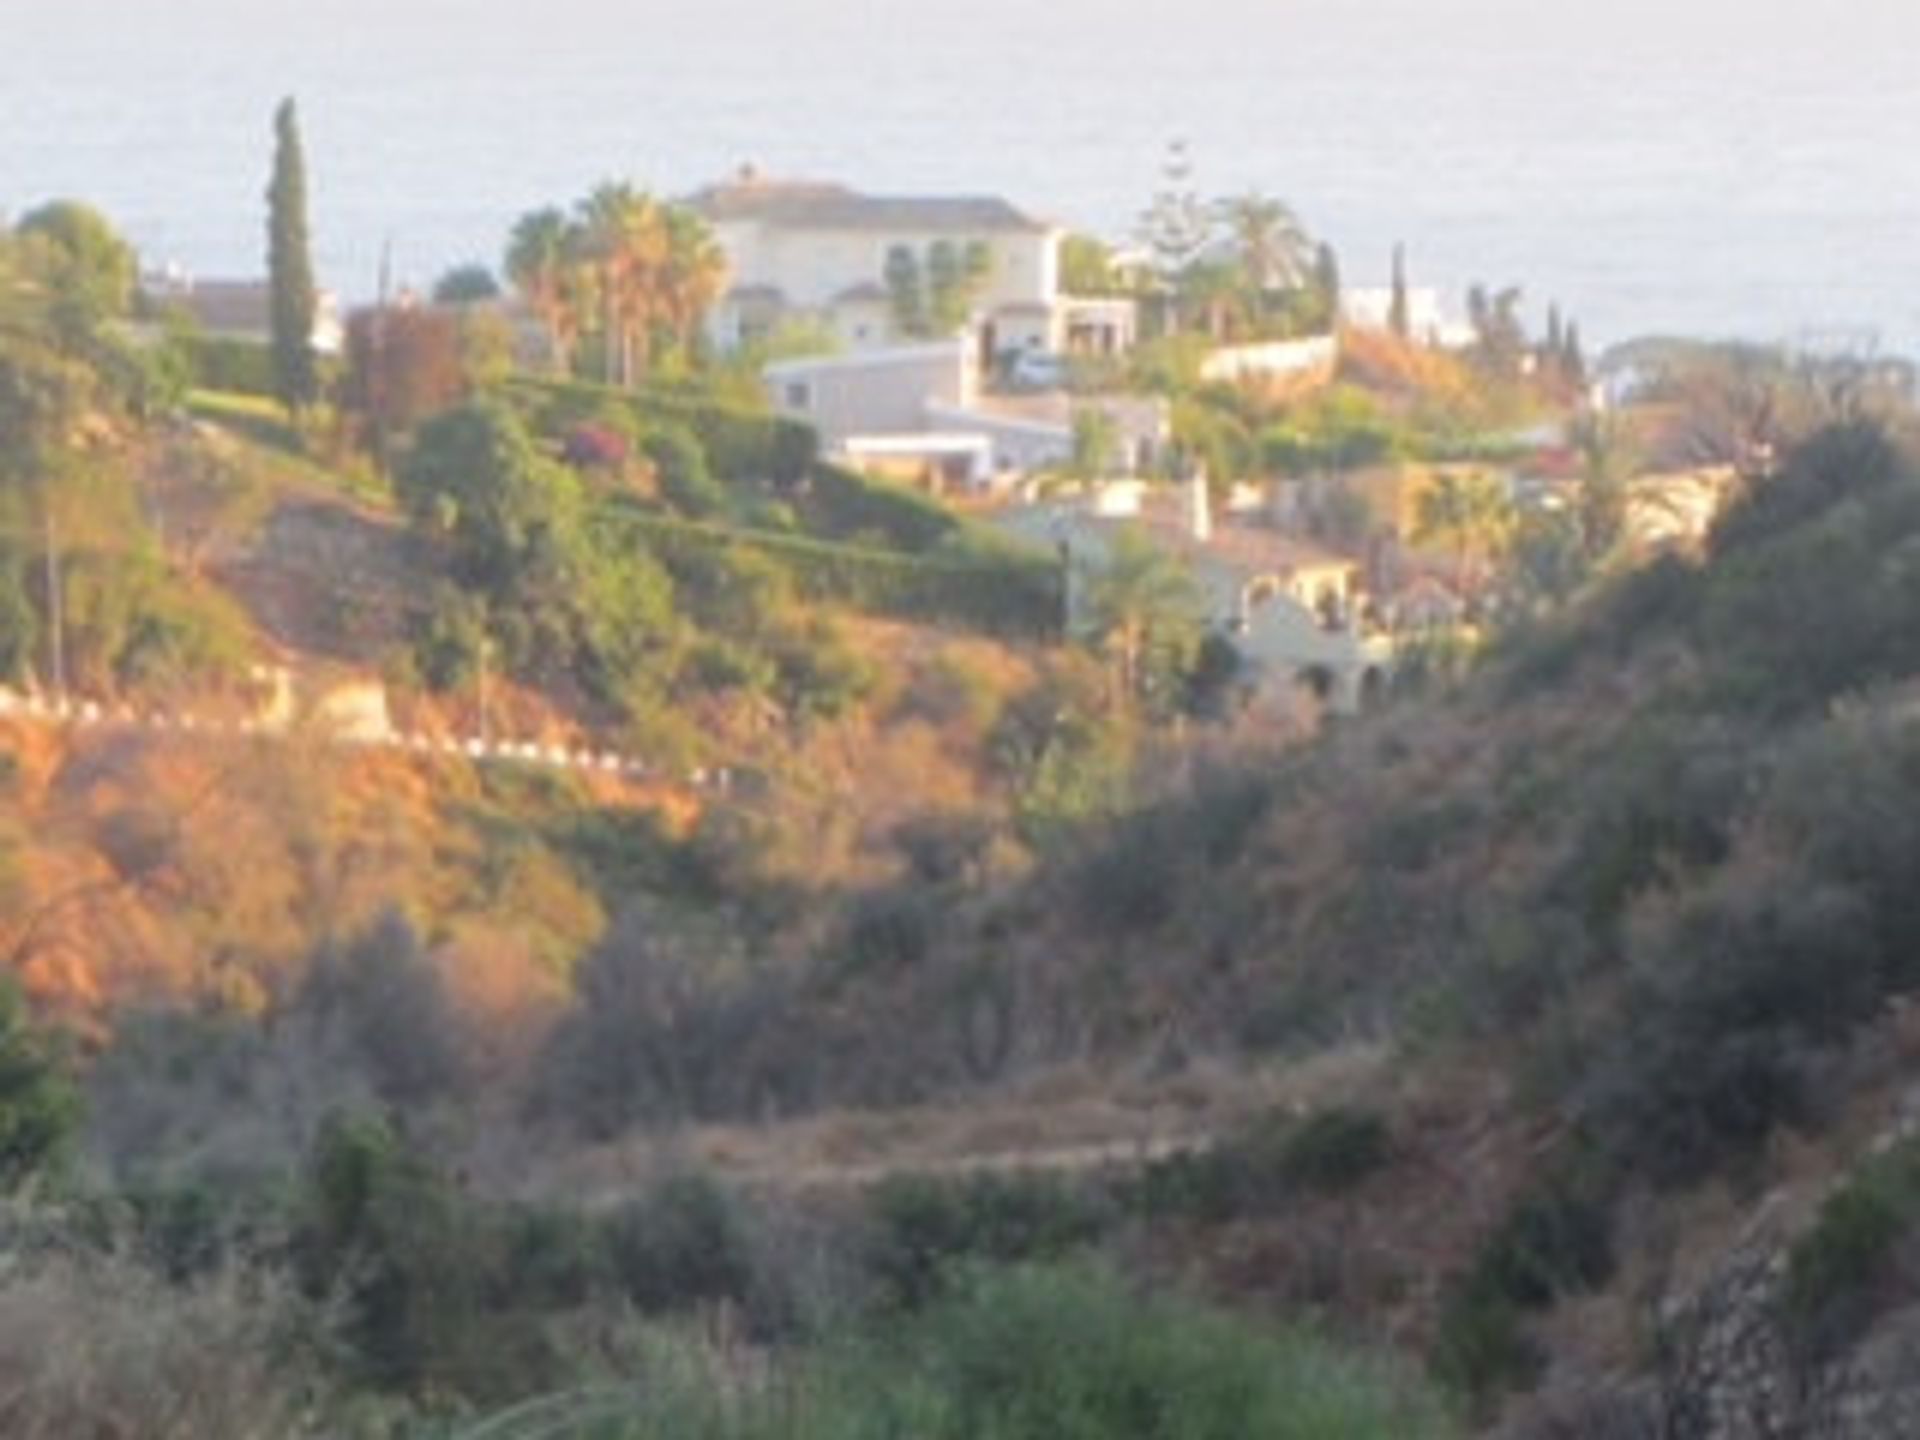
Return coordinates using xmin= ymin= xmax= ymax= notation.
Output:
xmin=784 ymin=381 xmax=811 ymax=410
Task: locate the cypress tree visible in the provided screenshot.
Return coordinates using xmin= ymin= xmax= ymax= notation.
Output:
xmin=1388 ymin=243 xmax=1411 ymax=340
xmin=1313 ymin=242 xmax=1342 ymax=330
xmin=268 ymin=97 xmax=319 ymax=416
xmin=1563 ymin=322 xmax=1588 ymax=387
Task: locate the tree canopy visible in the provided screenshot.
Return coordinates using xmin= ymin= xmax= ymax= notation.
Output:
xmin=504 ymin=186 xmax=725 ymax=385
xmin=16 ymin=201 xmax=135 ymax=349
xmin=267 ymin=97 xmax=319 ymax=415
xmin=1080 ymin=529 xmax=1206 ymax=710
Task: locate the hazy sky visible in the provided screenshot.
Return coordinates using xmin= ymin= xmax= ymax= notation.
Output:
xmin=8 ymin=0 xmax=1919 ymax=347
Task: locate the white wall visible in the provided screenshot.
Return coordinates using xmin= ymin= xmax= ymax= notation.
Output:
xmin=923 ymin=402 xmax=1073 ymax=473
xmin=1199 ymin=335 xmax=1339 ymax=385
xmin=765 ymin=341 xmax=973 ymax=448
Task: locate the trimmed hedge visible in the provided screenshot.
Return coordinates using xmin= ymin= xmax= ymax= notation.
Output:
xmin=175 ymin=335 xmax=275 ymax=397
xmin=595 ymin=505 xmax=1064 ymax=640
xmin=502 ymin=377 xmax=817 ymax=485
xmin=807 ymin=463 xmax=962 ymax=551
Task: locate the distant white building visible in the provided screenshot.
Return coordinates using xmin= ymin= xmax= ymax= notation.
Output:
xmin=995 ymin=475 xmax=1392 ymax=712
xmin=142 ymin=272 xmax=345 ymax=355
xmin=691 ymin=169 xmax=1130 ymax=362
xmin=1342 ymin=286 xmax=1475 ymax=351
xmin=765 ymin=338 xmax=1168 ymax=490
xmin=766 ymin=340 xmax=978 ymax=450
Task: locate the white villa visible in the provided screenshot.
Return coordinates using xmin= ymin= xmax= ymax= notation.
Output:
xmin=764 ymin=337 xmax=1168 ymax=490
xmin=690 ymin=169 xmax=1132 ymax=362
xmin=996 ymin=475 xmax=1393 ymax=713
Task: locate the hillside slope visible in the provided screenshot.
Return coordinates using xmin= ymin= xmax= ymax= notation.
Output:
xmin=628 ymin=418 xmax=1920 ymax=1433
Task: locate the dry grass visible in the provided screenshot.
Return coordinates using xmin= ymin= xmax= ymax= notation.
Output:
xmin=0 ymin=1249 xmax=319 ymax=1439
xmin=526 ymin=1046 xmax=1391 ymax=1207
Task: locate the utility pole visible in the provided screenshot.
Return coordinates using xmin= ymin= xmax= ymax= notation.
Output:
xmin=43 ymin=507 xmax=66 ymax=701
xmin=372 ymin=236 xmax=393 ymax=471
xmin=477 ymin=637 xmax=492 ymax=748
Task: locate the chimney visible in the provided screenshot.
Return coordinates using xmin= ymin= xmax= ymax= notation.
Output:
xmin=1188 ymin=466 xmax=1213 ymax=544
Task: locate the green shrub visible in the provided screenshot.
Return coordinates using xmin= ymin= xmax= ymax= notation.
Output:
xmin=1278 ymin=1109 xmax=1394 ymax=1192
xmin=500 ymin=1205 xmax=607 ymax=1310
xmin=770 ymin=616 xmax=877 ymax=720
xmin=118 ymin=1181 xmax=236 ymax=1284
xmin=0 ymin=980 xmax=78 ymax=1196
xmin=806 ymin=463 xmax=961 ymax=551
xmin=293 ymin=1112 xmax=494 ymax=1393
xmin=644 ymin=423 xmax=726 ymax=519
xmin=838 ymin=889 xmax=939 ymax=976
xmin=682 ymin=636 xmax=775 ymax=695
xmin=411 ymin=581 xmax=491 ymax=691
xmin=1588 ymin=873 xmax=1880 ymax=1185
xmin=1710 ymin=420 xmax=1910 ymax=561
xmin=1067 ymin=768 xmax=1284 ymax=936
xmin=1128 ymin=1107 xmax=1392 ymax=1223
xmin=1428 ymin=1149 xmax=1617 ymax=1406
xmin=1431 ymin=1283 xmax=1543 ymax=1405
xmin=176 ymin=335 xmax=275 ymax=396
xmin=1783 ymin=1139 xmax=1920 ymax=1355
xmin=1470 ymin=1167 xmax=1616 ymax=1311
xmin=865 ymin=1174 xmax=1111 ymax=1309
xmin=465 ymin=1263 xmax=1453 ymax=1439
xmin=603 ymin=1175 xmax=752 ymax=1314
xmin=502 ymin=376 xmax=817 ymax=485
xmin=594 ymin=506 xmax=1064 ymax=639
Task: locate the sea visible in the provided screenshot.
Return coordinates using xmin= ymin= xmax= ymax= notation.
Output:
xmin=5 ymin=0 xmax=1919 ymax=358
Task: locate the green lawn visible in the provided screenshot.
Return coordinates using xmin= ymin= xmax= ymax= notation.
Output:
xmin=186 ymin=390 xmax=393 ymax=510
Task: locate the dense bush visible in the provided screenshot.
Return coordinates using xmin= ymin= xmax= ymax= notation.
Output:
xmin=602 ymin=1174 xmax=753 ymax=1314
xmin=0 ymin=980 xmax=78 ymax=1196
xmin=1709 ymin=421 xmax=1909 ymax=561
xmin=512 ymin=1264 xmax=1455 ymax=1440
xmin=0 ymin=1252 xmax=319 ymax=1439
xmin=1585 ymin=871 xmax=1879 ymax=1185
xmin=174 ymin=334 xmax=275 ymax=396
xmin=293 ymin=913 xmax=470 ymax=1108
xmin=865 ymin=1174 xmax=1110 ymax=1309
xmin=401 ymin=399 xmax=683 ymax=707
xmin=503 ymin=376 xmax=817 ymax=485
xmin=532 ymin=906 xmax=823 ymax=1134
xmin=1783 ymin=1138 xmax=1920 ymax=1355
xmin=1431 ymin=1154 xmax=1614 ymax=1405
xmin=1128 ymin=1107 xmax=1393 ymax=1224
xmin=644 ymin=422 xmax=726 ymax=518
xmin=805 ymin=463 xmax=962 ymax=551
xmin=597 ymin=506 xmax=1064 ymax=639
xmin=291 ymin=1111 xmax=766 ymax=1402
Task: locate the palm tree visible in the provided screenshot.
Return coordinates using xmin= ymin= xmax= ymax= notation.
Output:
xmin=1082 ymin=529 xmax=1204 ymax=707
xmin=1180 ymin=259 xmax=1247 ymax=342
xmin=1412 ymin=469 xmax=1517 ymax=596
xmin=1466 ymin=283 xmax=1528 ymax=374
xmin=574 ymin=183 xmax=662 ymax=387
xmin=659 ymin=206 xmax=727 ymax=361
xmin=505 ymin=208 xmax=579 ymax=375
xmin=1218 ymin=192 xmax=1312 ymax=329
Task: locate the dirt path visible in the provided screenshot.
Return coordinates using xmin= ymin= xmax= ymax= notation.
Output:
xmin=529 ymin=1046 xmax=1390 ymax=1208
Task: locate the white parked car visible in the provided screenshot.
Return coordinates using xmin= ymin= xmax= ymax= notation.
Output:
xmin=1006 ymin=349 xmax=1069 ymax=390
